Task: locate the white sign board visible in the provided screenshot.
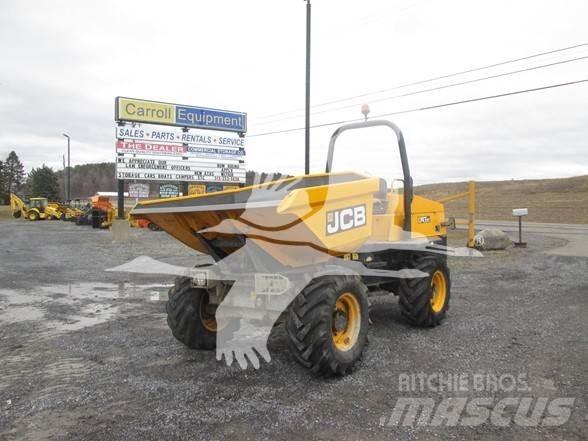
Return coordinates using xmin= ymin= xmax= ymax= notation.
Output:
xmin=116 ymin=156 xmax=246 ymax=183
xmin=512 ymin=208 xmax=529 ymax=216
xmin=115 ymin=124 xmax=246 ymax=149
xmin=159 ymin=184 xmax=179 ymax=198
xmin=128 ymin=183 xmax=150 ymax=198
xmin=115 ymin=124 xmax=247 ymax=184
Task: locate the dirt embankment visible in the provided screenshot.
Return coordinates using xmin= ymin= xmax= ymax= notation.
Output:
xmin=416 ymin=175 xmax=588 ymax=224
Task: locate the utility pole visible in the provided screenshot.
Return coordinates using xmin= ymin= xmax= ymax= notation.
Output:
xmin=62 ymin=133 xmax=70 ymax=201
xmin=304 ymin=0 xmax=311 ymax=175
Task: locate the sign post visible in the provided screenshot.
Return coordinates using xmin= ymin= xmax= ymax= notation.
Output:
xmin=117 ymin=179 xmax=125 ymax=220
xmin=512 ymin=208 xmax=528 ymax=248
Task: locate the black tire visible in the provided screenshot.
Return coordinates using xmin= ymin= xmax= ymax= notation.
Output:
xmin=166 ymin=277 xmax=217 ymax=350
xmin=286 ymin=275 xmax=369 ymax=376
xmin=398 ymin=254 xmax=451 ymax=327
xmin=91 ymin=214 xmax=101 ymax=228
xmin=28 ymin=211 xmax=39 ymax=221
xmin=12 ymin=210 xmax=21 ymax=219
xmin=148 ymin=222 xmax=161 ymax=231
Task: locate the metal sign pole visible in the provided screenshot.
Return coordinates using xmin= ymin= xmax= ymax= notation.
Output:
xmin=304 ymin=0 xmax=311 ymax=175
xmin=118 ymin=179 xmax=125 ymax=219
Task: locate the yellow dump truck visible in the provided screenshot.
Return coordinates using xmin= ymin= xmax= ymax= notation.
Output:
xmin=130 ymin=120 xmax=451 ymax=376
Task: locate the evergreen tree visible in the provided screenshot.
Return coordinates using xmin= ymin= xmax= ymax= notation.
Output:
xmin=28 ymin=165 xmax=61 ymax=201
xmin=3 ymin=151 xmax=25 ymax=200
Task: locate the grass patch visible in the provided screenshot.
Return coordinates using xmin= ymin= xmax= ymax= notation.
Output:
xmin=0 ymin=205 xmax=12 ymax=220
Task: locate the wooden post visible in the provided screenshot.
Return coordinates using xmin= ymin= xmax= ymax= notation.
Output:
xmin=467 ymin=180 xmax=476 ymax=247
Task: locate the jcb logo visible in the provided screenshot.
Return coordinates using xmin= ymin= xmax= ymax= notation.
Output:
xmin=326 ymin=205 xmax=367 ymax=235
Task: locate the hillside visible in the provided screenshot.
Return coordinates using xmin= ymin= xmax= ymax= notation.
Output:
xmin=416 ymin=175 xmax=588 ymax=224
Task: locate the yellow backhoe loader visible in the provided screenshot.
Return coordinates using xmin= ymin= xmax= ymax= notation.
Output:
xmin=10 ymin=193 xmax=65 ymax=220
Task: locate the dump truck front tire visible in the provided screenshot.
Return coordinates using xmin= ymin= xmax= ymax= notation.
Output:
xmin=286 ymin=275 xmax=369 ymax=376
xmin=166 ymin=277 xmax=217 ymax=350
xmin=398 ymin=254 xmax=451 ymax=327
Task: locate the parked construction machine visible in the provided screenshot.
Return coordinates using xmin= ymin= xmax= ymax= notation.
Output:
xmin=130 ymin=120 xmax=451 ymax=376
xmin=89 ymin=195 xmax=115 ymax=229
xmin=10 ymin=193 xmax=65 ymax=220
xmin=64 ymin=199 xmax=87 ymax=221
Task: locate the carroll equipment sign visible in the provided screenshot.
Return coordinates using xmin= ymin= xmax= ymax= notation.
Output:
xmin=115 ymin=97 xmax=247 ymax=133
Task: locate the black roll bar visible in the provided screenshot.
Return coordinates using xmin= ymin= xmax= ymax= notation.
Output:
xmin=325 ymin=119 xmax=413 ymax=232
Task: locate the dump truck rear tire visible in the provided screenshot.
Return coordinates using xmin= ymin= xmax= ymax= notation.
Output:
xmin=398 ymin=254 xmax=450 ymax=327
xmin=286 ymin=275 xmax=369 ymax=376
xmin=166 ymin=277 xmax=217 ymax=350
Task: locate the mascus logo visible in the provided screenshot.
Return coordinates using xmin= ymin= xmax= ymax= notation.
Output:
xmin=326 ymin=205 xmax=367 ymax=235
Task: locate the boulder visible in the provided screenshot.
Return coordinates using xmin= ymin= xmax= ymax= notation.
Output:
xmin=474 ymin=229 xmax=512 ymax=250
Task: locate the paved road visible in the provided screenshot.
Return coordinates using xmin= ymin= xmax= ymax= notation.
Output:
xmin=461 ymin=220 xmax=588 ymax=257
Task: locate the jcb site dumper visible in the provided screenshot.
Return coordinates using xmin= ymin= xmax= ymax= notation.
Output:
xmin=131 ymin=120 xmax=451 ymax=376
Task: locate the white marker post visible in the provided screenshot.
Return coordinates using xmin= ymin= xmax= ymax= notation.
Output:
xmin=512 ymin=208 xmax=528 ymax=247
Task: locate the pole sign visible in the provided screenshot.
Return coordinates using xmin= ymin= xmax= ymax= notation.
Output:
xmin=116 ymin=97 xmax=247 ymax=134
xmin=159 ymin=184 xmax=179 ymax=198
xmin=128 ymin=183 xmax=150 ymax=198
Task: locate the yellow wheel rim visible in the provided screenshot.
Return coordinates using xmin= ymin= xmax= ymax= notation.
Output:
xmin=430 ymin=270 xmax=447 ymax=313
xmin=199 ymin=293 xmax=218 ymax=332
xmin=332 ymin=292 xmax=361 ymax=352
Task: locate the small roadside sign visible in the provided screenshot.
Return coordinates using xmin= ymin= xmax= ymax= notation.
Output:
xmin=128 ymin=183 xmax=150 ymax=198
xmin=188 ymin=184 xmax=206 ymax=196
xmin=159 ymin=184 xmax=179 ymax=198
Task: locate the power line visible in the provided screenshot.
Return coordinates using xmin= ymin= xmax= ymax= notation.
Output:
xmin=247 ymin=78 xmax=588 ymax=137
xmin=253 ymin=54 xmax=588 ymax=126
xmin=253 ymin=42 xmax=588 ymax=122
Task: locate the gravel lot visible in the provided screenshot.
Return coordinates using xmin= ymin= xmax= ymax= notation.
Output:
xmin=0 ymin=219 xmax=586 ymax=440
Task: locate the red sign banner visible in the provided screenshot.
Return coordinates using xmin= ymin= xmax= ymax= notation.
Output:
xmin=116 ymin=140 xmax=187 ymax=156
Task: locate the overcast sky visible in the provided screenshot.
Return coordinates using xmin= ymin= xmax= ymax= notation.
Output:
xmin=1 ymin=0 xmax=587 ymax=185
